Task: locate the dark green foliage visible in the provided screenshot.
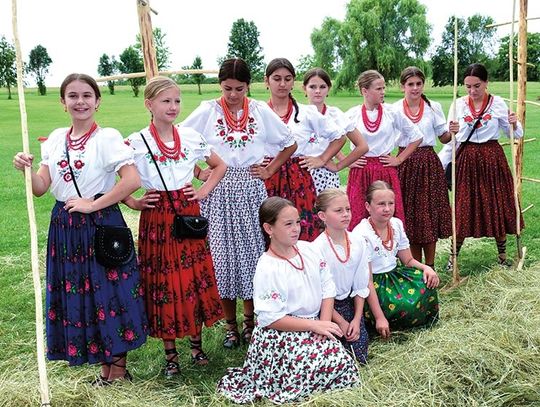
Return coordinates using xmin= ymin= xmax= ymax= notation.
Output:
xmin=26 ymin=44 xmax=52 ymax=96
xmin=97 ymin=54 xmax=119 ymax=95
xmin=135 ymin=27 xmax=171 ymax=70
xmin=0 ymin=36 xmax=17 ymax=99
xmin=119 ymin=46 xmax=145 ymax=97
xmin=225 ymin=19 xmax=265 ymax=81
xmin=494 ymin=33 xmax=540 ymax=82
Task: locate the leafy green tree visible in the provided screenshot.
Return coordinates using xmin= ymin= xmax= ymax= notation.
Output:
xmin=296 ymin=54 xmax=316 ymax=78
xmin=321 ymin=0 xmax=430 ymax=90
xmin=225 ymin=19 xmax=265 ymax=80
xmin=494 ymin=33 xmax=540 ymax=82
xmin=119 ymin=46 xmax=144 ymax=97
xmin=431 ymin=14 xmax=496 ymax=87
xmin=27 ymin=44 xmax=52 ymax=96
xmin=97 ymin=54 xmax=118 ymax=95
xmin=135 ymin=27 xmax=171 ymax=70
xmin=310 ymin=17 xmax=343 ymax=77
xmin=0 ymin=36 xmax=17 ymax=99
xmin=190 ymin=56 xmax=205 ymax=95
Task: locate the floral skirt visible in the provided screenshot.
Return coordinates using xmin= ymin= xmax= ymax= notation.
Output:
xmin=397 ymin=146 xmax=451 ymax=244
xmin=138 ymin=190 xmax=223 ymax=340
xmin=265 ymin=157 xmax=322 ymax=242
xmin=309 ymin=167 xmax=341 ymax=194
xmin=217 ymin=322 xmax=359 ymax=404
xmin=346 ymin=157 xmax=405 ymax=231
xmin=455 ymin=140 xmax=523 ymax=239
xmin=200 ymin=167 xmax=267 ymax=300
xmin=334 ymin=297 xmax=369 ymax=364
xmin=364 ymin=266 xmax=439 ymax=331
xmin=46 ymin=201 xmax=147 ymax=366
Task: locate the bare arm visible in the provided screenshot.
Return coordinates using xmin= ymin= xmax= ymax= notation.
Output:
xmin=250 ymin=142 xmax=297 ymax=180
xmin=13 ymin=152 xmax=52 ymax=197
xmin=184 ymin=151 xmax=227 ymax=201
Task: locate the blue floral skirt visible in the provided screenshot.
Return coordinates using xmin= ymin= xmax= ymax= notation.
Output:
xmin=45 ymin=201 xmax=148 ymax=366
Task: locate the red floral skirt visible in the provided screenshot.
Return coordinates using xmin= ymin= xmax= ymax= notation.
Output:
xmin=264 ymin=157 xmax=321 ymax=241
xmin=346 ymin=157 xmax=405 ymax=231
xmin=455 ymin=140 xmax=523 ymax=239
xmin=398 ymin=146 xmax=451 ymax=244
xmin=138 ymin=190 xmax=223 ymax=339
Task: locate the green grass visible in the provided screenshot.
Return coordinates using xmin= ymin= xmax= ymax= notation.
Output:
xmin=1 ymin=81 xmax=540 ymax=406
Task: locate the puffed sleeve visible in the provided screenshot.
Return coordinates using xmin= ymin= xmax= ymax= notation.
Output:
xmin=305 ymin=105 xmax=344 ymax=141
xmin=390 ymin=106 xmax=423 ymax=144
xmin=330 ymin=106 xmax=356 ymax=133
xmin=99 ymin=128 xmax=134 ymax=172
xmin=351 ymin=238 xmax=370 ymax=298
xmin=181 ymin=101 xmax=215 ymax=135
xmin=393 ymin=218 xmax=410 ymax=250
xmin=255 ymin=101 xmax=295 ymax=151
xmin=315 ymin=248 xmax=337 ymax=299
xmin=493 ymin=96 xmax=523 ymax=138
xmin=253 ymin=255 xmax=289 ymax=328
xmin=40 ymin=128 xmax=65 ymax=167
xmin=125 ymin=131 xmax=148 ymax=164
xmin=432 ymin=102 xmax=448 ymax=137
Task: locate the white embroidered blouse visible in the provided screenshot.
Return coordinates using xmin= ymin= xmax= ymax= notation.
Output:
xmin=40 ymin=127 xmax=134 ymax=202
xmin=394 ymin=99 xmax=448 ymax=148
xmin=253 ymin=240 xmax=336 ymax=328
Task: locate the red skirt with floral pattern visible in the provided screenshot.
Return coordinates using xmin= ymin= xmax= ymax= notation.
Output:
xmin=138 ymin=190 xmax=223 ymax=339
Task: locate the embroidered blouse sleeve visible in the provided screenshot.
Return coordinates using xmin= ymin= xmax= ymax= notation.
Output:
xmin=314 ymin=246 xmax=337 ymax=299
xmin=351 ymin=237 xmax=370 ymax=298
xmin=432 ymin=102 xmax=449 ymax=137
xmin=99 ymin=128 xmax=135 ymax=172
xmin=391 ymin=106 xmax=423 ymax=144
xmin=330 ymin=106 xmax=356 ymax=133
xmin=256 ymin=102 xmax=295 ymax=150
xmin=180 ymin=126 xmax=213 ymax=160
xmin=306 ymin=105 xmax=344 ymax=141
xmin=493 ymin=96 xmax=523 ymax=138
xmin=253 ymin=255 xmax=289 ymax=328
xmin=393 ymin=218 xmax=410 ymax=250
xmin=181 ymin=101 xmax=214 ymax=136
xmin=39 ymin=128 xmax=64 ymax=167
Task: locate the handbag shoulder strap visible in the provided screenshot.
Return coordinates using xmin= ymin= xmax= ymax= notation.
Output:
xmin=139 ymin=132 xmax=179 ymax=215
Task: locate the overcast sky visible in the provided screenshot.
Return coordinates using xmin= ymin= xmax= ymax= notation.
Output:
xmin=1 ymin=0 xmax=539 ymax=86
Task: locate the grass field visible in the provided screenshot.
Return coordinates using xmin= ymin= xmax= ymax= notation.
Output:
xmin=1 ymin=81 xmax=540 ymax=406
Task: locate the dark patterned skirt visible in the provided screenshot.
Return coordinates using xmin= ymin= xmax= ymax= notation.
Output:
xmin=200 ymin=167 xmax=267 ymax=300
xmin=397 ymin=146 xmax=452 ymax=244
xmin=334 ymin=297 xmax=369 ymax=364
xmin=346 ymin=157 xmax=405 ymax=231
xmin=364 ymin=266 xmax=439 ymax=331
xmin=455 ymin=140 xmax=523 ymax=239
xmin=46 ymin=201 xmax=147 ymax=366
xmin=264 ymin=157 xmax=322 ymax=241
xmin=217 ymin=321 xmax=359 ymax=404
xmin=138 ymin=190 xmax=223 ymax=340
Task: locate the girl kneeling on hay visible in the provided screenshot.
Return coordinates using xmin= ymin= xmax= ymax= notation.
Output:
xmin=352 ymin=181 xmax=440 ymax=333
xmin=217 ymin=197 xmax=358 ymax=404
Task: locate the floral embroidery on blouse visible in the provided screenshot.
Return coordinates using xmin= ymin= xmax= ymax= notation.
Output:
xmin=57 ymin=150 xmax=85 ymax=183
xmin=145 ymin=148 xmax=189 ymax=165
xmin=463 ymin=107 xmax=493 ymax=130
xmin=259 ymin=290 xmax=285 ymax=302
xmin=308 ymin=133 xmax=319 ymax=144
xmin=215 ymin=116 xmax=257 ymax=149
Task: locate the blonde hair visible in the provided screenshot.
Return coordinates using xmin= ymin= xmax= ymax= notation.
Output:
xmin=365 ymin=180 xmax=394 ymax=203
xmin=357 ymin=70 xmax=384 ymax=92
xmin=315 ymin=188 xmax=347 ymax=212
xmin=144 ymin=76 xmax=179 ymax=100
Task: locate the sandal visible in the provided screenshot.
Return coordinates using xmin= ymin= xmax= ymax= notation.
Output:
xmin=498 ymin=254 xmax=513 ymax=267
xmin=189 ymin=338 xmax=209 ymax=366
xmin=164 ymin=347 xmax=180 ymax=378
xmin=241 ymin=314 xmax=255 ymax=345
xmin=223 ymin=319 xmax=240 ymax=349
xmin=94 ymin=354 xmax=132 ymax=386
xmin=91 ymin=363 xmax=111 ymax=387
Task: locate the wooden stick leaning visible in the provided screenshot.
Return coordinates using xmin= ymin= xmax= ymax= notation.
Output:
xmin=11 ymin=0 xmax=51 ymax=405
xmin=508 ymin=0 xmax=523 ymax=261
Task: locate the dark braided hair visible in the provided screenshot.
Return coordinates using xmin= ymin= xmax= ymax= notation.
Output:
xmin=265 ymin=58 xmax=300 ymax=123
xmin=399 ymin=66 xmax=432 ymax=108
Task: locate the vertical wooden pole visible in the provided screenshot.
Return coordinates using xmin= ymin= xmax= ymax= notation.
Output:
xmin=136 ymin=0 xmax=158 ymax=80
xmin=11 ymin=0 xmax=51 ymax=405
xmin=451 ymin=16 xmax=460 ymax=284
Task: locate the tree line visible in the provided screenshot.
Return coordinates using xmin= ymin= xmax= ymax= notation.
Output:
xmin=1 ymin=0 xmax=539 ymax=99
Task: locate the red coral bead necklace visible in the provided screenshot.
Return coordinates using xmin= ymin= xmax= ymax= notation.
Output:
xmin=66 ymin=122 xmax=98 ymax=150
xmin=361 ymin=104 xmax=383 ymax=132
xmin=268 ymin=245 xmax=305 ymax=271
xmin=149 ymin=122 xmax=182 ymax=160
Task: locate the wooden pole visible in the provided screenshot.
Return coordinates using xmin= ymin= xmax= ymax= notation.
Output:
xmin=11 ymin=0 xmax=51 ymax=405
xmin=136 ymin=0 xmax=158 ymax=80
xmin=450 ymin=16 xmax=460 ymax=285
xmin=95 ymin=69 xmax=218 ymax=83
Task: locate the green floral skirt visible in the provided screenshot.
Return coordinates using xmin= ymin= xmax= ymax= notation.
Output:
xmin=364 ymin=266 xmax=439 ymax=330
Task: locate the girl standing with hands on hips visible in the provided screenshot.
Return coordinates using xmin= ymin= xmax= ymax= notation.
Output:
xmin=312 ymin=189 xmax=372 ymax=363
xmin=394 ymin=66 xmax=458 ymax=268
xmin=123 ymin=76 xmax=226 ymax=376
xmin=346 ymin=70 xmax=423 ymax=230
xmin=182 ymin=58 xmax=297 ymax=350
xmin=13 ymin=73 xmax=147 ymax=384
xmin=264 ymin=58 xmax=346 ymax=241
xmin=302 ymin=68 xmax=369 ymax=194
xmin=353 ymin=181 xmax=439 ymax=333
xmin=442 ymin=63 xmax=523 ymax=267
xmin=217 ymin=197 xmax=359 ymax=404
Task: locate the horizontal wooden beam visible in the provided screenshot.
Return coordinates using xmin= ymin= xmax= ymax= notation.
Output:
xmin=96 ymin=69 xmax=219 ymax=82
xmin=501 ymin=137 xmax=536 ymax=146
xmin=485 ymin=16 xmax=539 ymax=28
xmin=502 ymin=97 xmax=540 ymax=108
xmin=522 ymin=176 xmax=540 ymax=184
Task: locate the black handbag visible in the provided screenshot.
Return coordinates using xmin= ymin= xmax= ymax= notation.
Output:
xmin=65 ymin=141 xmax=135 ymax=268
xmin=140 ymin=133 xmax=208 ymax=239
xmin=445 ymin=95 xmax=491 ymax=190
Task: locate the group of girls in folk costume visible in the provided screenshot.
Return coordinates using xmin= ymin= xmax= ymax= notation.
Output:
xmin=123 ymin=76 xmax=226 ymax=376
xmin=345 ymin=70 xmax=424 ymax=230
xmin=182 ymin=58 xmax=297 ymax=350
xmin=13 ymin=74 xmax=148 ymax=384
xmin=302 ymin=68 xmax=369 ymax=194
xmin=439 ymin=63 xmax=523 ymax=267
xmin=218 ymin=197 xmax=359 ymax=404
xmin=394 ymin=67 xmax=459 ymax=267
xmin=352 ymin=181 xmax=440 ymax=331
xmin=263 ymin=58 xmax=346 ymax=241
